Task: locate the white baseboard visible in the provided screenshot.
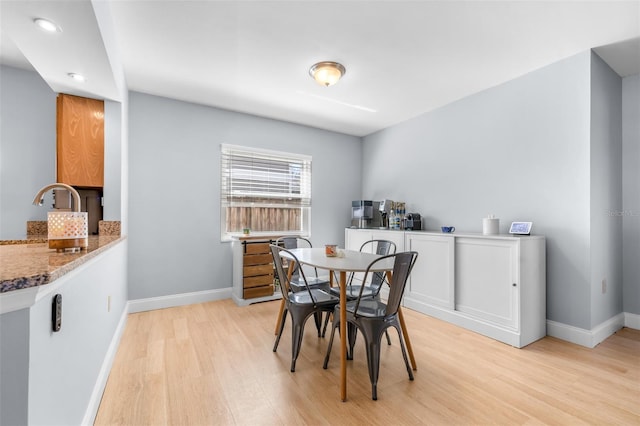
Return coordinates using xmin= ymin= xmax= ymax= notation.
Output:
xmin=625 ymin=312 xmax=640 ymax=329
xmin=82 ymin=305 xmax=129 ymax=426
xmin=546 ymin=312 xmax=627 ymax=348
xmin=128 ymin=287 xmax=233 ymax=313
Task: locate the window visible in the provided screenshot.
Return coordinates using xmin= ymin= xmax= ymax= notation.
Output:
xmin=221 ymin=144 xmax=311 ymax=240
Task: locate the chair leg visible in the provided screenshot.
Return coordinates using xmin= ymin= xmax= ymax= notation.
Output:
xmin=323 ymin=317 xmax=339 ymax=369
xmin=385 ymin=330 xmax=392 ymax=345
xmin=273 ymin=309 xmax=288 ymax=352
xmin=290 ymin=321 xmax=306 ymax=372
xmin=362 ymin=329 xmax=383 ymax=401
xmin=395 ymin=325 xmax=414 ymax=381
xmin=313 ymin=312 xmax=322 ymax=337
xmin=321 ymin=311 xmax=332 ymax=337
xmin=347 ymin=323 xmax=358 ymax=360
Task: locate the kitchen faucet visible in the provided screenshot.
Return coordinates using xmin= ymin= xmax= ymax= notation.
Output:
xmin=32 ymin=183 xmax=81 ymax=212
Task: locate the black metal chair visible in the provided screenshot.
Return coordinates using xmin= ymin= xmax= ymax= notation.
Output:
xmin=271 ymin=244 xmax=340 ymax=372
xmin=275 ymin=236 xmax=331 ymax=292
xmin=329 ymin=239 xmax=396 ymax=299
xmin=323 ymin=251 xmax=419 ymax=400
xmin=275 ymin=237 xmax=331 ymax=336
xmin=327 ymin=239 xmax=396 ymax=344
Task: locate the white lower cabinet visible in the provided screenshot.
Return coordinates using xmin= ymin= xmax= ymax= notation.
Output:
xmin=403 ymin=232 xmax=545 ymax=348
xmin=404 ymin=234 xmax=454 ymax=310
xmin=455 ymin=238 xmax=518 ymax=330
xmin=345 ymin=228 xmax=405 ymax=252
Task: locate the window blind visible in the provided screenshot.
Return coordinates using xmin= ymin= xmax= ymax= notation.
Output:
xmin=221 ymin=144 xmax=312 ymax=208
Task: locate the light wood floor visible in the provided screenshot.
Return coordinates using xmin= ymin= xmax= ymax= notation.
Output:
xmin=95 ymin=299 xmax=639 ymax=425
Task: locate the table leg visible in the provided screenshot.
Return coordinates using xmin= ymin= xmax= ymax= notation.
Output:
xmin=398 ymin=308 xmax=417 ymax=371
xmin=339 ymin=270 xmax=347 ymax=401
xmin=274 ymin=300 xmax=285 ymax=335
xmin=386 ymin=271 xmax=417 ymax=371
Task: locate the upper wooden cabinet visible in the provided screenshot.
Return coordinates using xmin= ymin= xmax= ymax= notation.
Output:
xmin=56 ymin=93 xmax=104 ymax=188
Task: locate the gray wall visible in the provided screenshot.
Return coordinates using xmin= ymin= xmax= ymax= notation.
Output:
xmin=0 ymin=66 xmax=56 ymax=239
xmin=103 ymin=100 xmax=122 ymax=221
xmin=589 ymin=52 xmax=623 ymax=327
xmin=127 ymin=92 xmax=361 ymax=300
xmin=622 ymin=73 xmax=640 ymax=315
xmin=363 ymin=51 xmax=595 ymax=329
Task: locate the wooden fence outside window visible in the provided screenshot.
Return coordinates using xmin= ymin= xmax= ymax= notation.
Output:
xmin=225 ymin=207 xmax=302 ymax=232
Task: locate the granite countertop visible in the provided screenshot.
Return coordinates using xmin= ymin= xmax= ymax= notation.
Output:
xmin=0 ymin=235 xmax=125 ymax=293
xmin=0 ymin=236 xmax=49 ymax=245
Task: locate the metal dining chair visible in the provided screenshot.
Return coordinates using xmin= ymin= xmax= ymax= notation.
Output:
xmin=275 ymin=236 xmax=331 ymax=292
xmin=329 ymin=239 xmax=396 ymax=299
xmin=327 ymin=239 xmax=396 ymax=343
xmin=271 ymin=244 xmax=340 ymax=372
xmin=274 ymin=237 xmax=331 ymax=336
xmin=323 ymin=251 xmax=419 ymax=400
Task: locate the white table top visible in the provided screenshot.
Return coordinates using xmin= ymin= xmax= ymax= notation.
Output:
xmin=281 ymin=248 xmax=394 ymax=273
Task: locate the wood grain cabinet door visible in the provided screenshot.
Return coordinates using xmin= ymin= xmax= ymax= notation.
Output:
xmin=57 ymin=93 xmax=104 ymax=187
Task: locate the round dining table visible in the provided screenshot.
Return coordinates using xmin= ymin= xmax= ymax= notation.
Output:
xmin=277 ymin=247 xmax=417 ymax=401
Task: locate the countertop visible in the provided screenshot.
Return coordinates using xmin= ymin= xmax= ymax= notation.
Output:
xmin=0 ymin=235 xmax=125 ymax=293
xmin=346 ymin=227 xmax=544 ymax=239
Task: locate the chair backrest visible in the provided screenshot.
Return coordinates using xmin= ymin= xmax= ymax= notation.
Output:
xmin=385 ymin=251 xmax=418 ymax=316
xmin=275 ymin=237 xmax=315 ymax=280
xmin=276 ymin=236 xmax=312 ymax=250
xmin=353 ymin=251 xmax=418 ymax=318
xmin=270 ymin=244 xmax=316 ymax=302
xmin=353 ymin=240 xmax=397 ymax=290
xmin=271 ymin=244 xmax=292 ymax=296
xmin=359 ymin=239 xmax=397 ymax=256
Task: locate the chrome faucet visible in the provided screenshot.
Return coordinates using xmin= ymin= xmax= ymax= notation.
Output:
xmin=32 ymin=183 xmax=82 ymax=213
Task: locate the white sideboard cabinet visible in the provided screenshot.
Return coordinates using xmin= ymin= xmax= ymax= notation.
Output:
xmin=404 ymin=232 xmax=546 ymax=348
xmin=345 ymin=228 xmax=405 ymax=252
xmin=344 ymin=228 xmax=406 ymax=295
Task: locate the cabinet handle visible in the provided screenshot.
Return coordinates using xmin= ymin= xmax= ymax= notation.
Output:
xmin=512 ymin=283 xmax=517 ymax=287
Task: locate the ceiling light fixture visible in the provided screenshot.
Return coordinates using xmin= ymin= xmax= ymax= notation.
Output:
xmin=34 ymin=18 xmax=61 ymax=33
xmin=68 ymin=73 xmax=86 ymax=82
xmin=309 ymin=61 xmax=346 ymax=87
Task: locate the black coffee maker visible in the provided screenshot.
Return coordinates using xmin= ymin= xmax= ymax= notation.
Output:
xmin=378 ymin=199 xmax=393 ymax=229
xmin=402 ymin=213 xmax=422 ymax=230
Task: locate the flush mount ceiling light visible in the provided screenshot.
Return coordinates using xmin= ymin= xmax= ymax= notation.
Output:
xmin=34 ymin=18 xmax=61 ymax=33
xmin=309 ymin=61 xmax=346 ymax=87
xmin=68 ymin=73 xmax=86 ymax=82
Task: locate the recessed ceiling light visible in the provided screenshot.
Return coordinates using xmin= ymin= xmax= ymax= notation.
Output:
xmin=34 ymin=18 xmax=61 ymax=33
xmin=68 ymin=73 xmax=86 ymax=82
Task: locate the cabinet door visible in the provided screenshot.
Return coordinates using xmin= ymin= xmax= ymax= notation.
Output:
xmin=404 ymin=233 xmax=455 ymax=309
xmin=345 ymin=229 xmax=372 ymax=251
xmin=372 ymin=230 xmax=405 ymax=252
xmin=455 ymin=238 xmax=519 ymax=330
xmin=57 ymin=94 xmax=104 ymax=187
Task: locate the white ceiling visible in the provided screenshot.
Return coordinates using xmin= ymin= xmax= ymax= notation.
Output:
xmin=1 ymin=0 xmax=639 ymax=137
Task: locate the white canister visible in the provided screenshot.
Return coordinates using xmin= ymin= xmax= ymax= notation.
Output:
xmin=482 ymin=216 xmax=499 ymax=235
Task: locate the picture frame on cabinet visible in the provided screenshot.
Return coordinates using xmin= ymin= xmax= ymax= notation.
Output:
xmin=509 ymin=221 xmax=533 ymax=235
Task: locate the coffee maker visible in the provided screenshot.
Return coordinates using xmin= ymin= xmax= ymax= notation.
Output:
xmin=402 ymin=213 xmax=422 ymax=230
xmin=378 ymin=199 xmax=393 ymax=229
xmin=351 ymin=200 xmax=382 ymax=228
